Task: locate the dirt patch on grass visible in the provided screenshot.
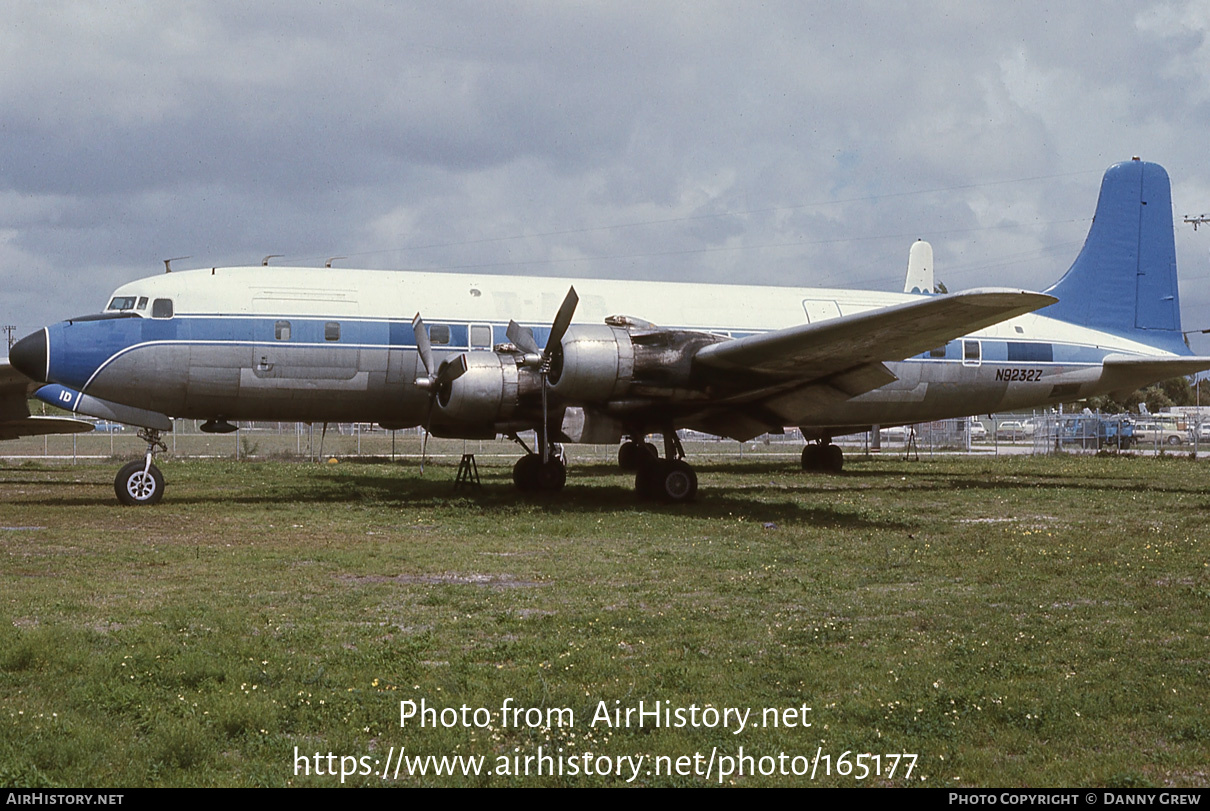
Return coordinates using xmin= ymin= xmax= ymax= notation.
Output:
xmin=340 ymin=572 xmax=547 ymax=589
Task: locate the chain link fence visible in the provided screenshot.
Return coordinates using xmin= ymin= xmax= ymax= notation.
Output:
xmin=4 ymin=411 xmax=1208 ymax=462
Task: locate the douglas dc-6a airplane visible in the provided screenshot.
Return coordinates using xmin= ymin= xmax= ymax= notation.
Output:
xmin=5 ymin=158 xmax=1209 ymax=505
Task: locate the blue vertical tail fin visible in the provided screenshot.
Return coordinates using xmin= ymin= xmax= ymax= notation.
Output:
xmin=1043 ymin=159 xmax=1187 ymax=354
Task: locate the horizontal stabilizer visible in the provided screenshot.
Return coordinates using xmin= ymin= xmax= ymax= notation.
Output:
xmin=1100 ymin=354 xmax=1210 ymax=398
xmin=694 ymin=288 xmax=1056 ymax=380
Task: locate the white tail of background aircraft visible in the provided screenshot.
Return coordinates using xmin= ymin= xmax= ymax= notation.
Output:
xmin=6 ymin=158 xmax=1209 ymax=505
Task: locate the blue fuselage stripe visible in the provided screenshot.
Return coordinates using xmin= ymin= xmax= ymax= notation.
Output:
xmin=47 ymin=313 xmax=1117 ymax=392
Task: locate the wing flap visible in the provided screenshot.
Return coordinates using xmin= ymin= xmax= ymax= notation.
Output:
xmin=693 ymin=289 xmax=1057 ymax=380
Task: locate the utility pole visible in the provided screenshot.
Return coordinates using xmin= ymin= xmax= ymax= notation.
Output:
xmin=3 ymin=325 xmax=15 ymax=351
xmin=1187 ymin=214 xmax=1209 ymax=449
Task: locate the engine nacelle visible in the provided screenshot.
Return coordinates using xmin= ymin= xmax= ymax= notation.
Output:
xmin=436 ymin=352 xmax=528 ymax=423
xmin=549 ymin=323 xmax=729 ymax=403
xmin=548 ymin=325 xmax=634 ymax=401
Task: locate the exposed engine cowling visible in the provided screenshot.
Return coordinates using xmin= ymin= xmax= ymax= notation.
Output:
xmin=435 ymin=352 xmax=539 ymax=424
xmin=548 ymin=325 xmax=634 ymax=401
xmin=549 ymin=323 xmax=728 ymax=402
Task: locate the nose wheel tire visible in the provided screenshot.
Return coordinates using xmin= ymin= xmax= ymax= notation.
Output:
xmin=115 ymin=461 xmax=165 ymax=506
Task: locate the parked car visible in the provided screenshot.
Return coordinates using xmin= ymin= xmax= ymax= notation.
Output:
xmin=879 ymin=425 xmax=911 ymax=442
xmin=1133 ymin=420 xmax=1184 ymax=446
xmin=93 ymin=421 xmax=126 ymax=433
xmin=995 ymin=420 xmax=1034 ymax=441
xmin=969 ymin=420 xmax=988 ymax=441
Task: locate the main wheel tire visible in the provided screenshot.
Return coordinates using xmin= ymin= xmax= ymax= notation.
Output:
xmin=634 ymin=455 xmax=663 ymax=500
xmin=115 ymin=461 xmax=164 ymax=506
xmin=515 ymin=455 xmax=566 ymax=492
xmin=636 ymin=459 xmax=698 ymax=502
xmin=513 ymin=454 xmax=542 ymax=492
xmin=656 ymin=459 xmax=697 ymax=503
xmin=618 ymin=442 xmax=641 ymax=471
xmin=536 ymin=458 xmax=567 ymax=491
xmin=801 ymin=444 xmax=822 ymax=471
xmin=823 ymin=444 xmax=844 ymax=472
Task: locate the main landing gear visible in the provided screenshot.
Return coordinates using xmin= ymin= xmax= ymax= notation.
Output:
xmin=801 ymin=440 xmax=844 ymax=473
xmin=622 ymin=432 xmax=698 ymax=503
xmin=510 ymin=434 xmax=567 ymax=493
xmin=512 ymin=450 xmax=567 ymax=492
xmin=617 ymin=440 xmax=658 ymax=471
xmin=508 ymin=425 xmax=699 ymax=503
xmin=114 ymin=428 xmax=167 ymax=506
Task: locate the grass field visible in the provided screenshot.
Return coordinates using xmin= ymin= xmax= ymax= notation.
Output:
xmin=0 ymin=450 xmax=1207 ymax=787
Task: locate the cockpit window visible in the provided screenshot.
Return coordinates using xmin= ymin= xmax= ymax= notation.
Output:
xmin=137 ymin=297 xmax=148 ymax=310
xmin=108 ymin=296 xmax=138 ymax=311
xmin=151 ymin=298 xmax=174 ymax=319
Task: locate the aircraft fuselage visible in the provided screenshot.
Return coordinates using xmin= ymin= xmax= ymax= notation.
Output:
xmin=30 ymin=266 xmax=1170 ymax=436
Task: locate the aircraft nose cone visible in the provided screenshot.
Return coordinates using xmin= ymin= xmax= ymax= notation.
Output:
xmin=8 ymin=329 xmax=48 ymax=383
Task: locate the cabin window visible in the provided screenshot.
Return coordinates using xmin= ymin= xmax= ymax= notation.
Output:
xmin=275 ymin=320 xmax=291 ymax=341
xmin=108 ymin=296 xmax=137 ymax=311
xmin=429 ymin=324 xmax=451 ymax=345
xmin=151 ymin=298 xmax=174 ymax=319
xmin=325 ymin=321 xmax=341 ymax=341
xmin=1007 ymin=342 xmax=1053 ymax=362
xmin=470 ymin=324 xmax=492 ymax=348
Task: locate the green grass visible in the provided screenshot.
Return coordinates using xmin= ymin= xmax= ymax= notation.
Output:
xmin=0 ymin=453 xmax=1207 ymax=786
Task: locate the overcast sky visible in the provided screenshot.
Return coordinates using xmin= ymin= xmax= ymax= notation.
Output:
xmin=4 ymin=1 xmax=1210 ymax=351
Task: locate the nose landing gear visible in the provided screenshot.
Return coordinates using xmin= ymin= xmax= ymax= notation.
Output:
xmin=114 ymin=428 xmax=167 ymax=506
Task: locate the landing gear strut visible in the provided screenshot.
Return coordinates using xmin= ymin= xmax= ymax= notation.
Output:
xmin=115 ymin=428 xmax=167 ymax=506
xmin=801 ymin=440 xmax=843 ymax=473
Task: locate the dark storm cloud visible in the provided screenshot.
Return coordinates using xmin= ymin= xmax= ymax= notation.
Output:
xmin=1 ymin=1 xmax=1209 ymax=352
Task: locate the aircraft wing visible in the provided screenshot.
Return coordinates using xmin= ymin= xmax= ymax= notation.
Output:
xmin=693 ymin=288 xmax=1057 ymax=380
xmin=0 ymin=357 xmax=94 ymax=440
xmin=674 ymin=289 xmax=1056 ymax=439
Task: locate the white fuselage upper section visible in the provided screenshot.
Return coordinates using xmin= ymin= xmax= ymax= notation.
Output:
xmin=106 ymin=266 xmax=1173 ymax=360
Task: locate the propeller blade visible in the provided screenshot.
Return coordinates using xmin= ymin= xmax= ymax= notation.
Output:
xmin=412 ymin=313 xmax=435 ymax=379
xmin=420 ymin=399 xmax=433 ymax=475
xmin=437 ymin=353 xmax=469 ymax=385
xmin=538 ymin=286 xmax=578 ymax=462
xmin=544 ymin=286 xmax=579 ymax=361
xmin=506 ymin=319 xmax=541 ymax=357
